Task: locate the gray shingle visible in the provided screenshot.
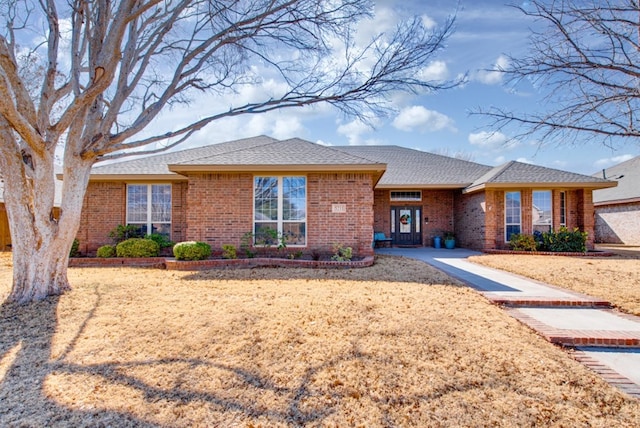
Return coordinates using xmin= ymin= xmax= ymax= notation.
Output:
xmin=90 ymin=135 xmax=278 ymax=176
xmin=593 ymin=156 xmax=640 ymax=203
xmin=466 ymin=161 xmax=614 ymax=192
xmin=335 ymin=145 xmax=492 ymax=187
xmin=172 ymin=138 xmax=382 ymax=168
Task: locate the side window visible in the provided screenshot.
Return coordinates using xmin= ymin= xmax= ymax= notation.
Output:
xmin=505 ymin=191 xmax=521 ymax=241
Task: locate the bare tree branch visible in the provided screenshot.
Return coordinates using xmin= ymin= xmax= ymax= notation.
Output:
xmin=475 ymin=0 xmax=640 ymax=148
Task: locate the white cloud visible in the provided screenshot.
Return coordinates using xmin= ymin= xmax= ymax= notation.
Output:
xmin=516 ymin=157 xmax=534 ymax=164
xmin=392 ymin=106 xmax=456 ymax=132
xmin=336 ymin=118 xmax=381 ymax=145
xmin=552 ymin=160 xmax=568 ymax=168
xmin=418 ymin=60 xmax=449 ymax=82
xmin=493 ymin=155 xmax=506 ymax=164
xmin=468 ymin=131 xmax=513 ymax=149
xmin=421 ymin=14 xmax=437 ymax=30
xmin=594 ymin=154 xmax=634 ymax=168
xmin=474 ymin=55 xmax=509 ymax=85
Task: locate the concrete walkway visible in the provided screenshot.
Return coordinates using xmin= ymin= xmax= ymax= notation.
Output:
xmin=376 ymin=247 xmax=640 ymax=398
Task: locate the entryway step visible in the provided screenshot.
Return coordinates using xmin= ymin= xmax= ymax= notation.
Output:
xmin=506 ymin=307 xmax=640 ymax=348
xmin=489 ymin=296 xmax=611 ymax=308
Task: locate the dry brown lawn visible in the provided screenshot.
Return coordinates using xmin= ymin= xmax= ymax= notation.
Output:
xmin=1 ymin=253 xmax=639 ymax=427
xmin=469 ymin=249 xmax=640 ymax=316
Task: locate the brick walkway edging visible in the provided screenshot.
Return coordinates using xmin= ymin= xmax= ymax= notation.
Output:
xmin=69 ymin=255 xmax=375 ymax=270
xmin=570 ymin=349 xmax=640 ymax=398
xmin=484 ymin=249 xmax=615 ymax=257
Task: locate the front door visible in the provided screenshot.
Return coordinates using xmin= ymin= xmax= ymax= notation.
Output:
xmin=391 ymin=206 xmax=422 ymax=246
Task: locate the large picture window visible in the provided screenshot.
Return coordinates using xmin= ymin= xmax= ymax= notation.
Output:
xmin=126 ymin=184 xmax=172 ymax=237
xmin=254 ymin=176 xmax=306 ymax=246
xmin=505 ymin=191 xmax=521 ymax=241
xmin=532 ymin=190 xmax=552 ymax=233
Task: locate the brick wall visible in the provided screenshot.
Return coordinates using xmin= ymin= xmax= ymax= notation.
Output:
xmin=372 ymin=189 xmax=455 ymax=247
xmin=184 ymin=173 xmax=254 ymax=246
xmin=595 ymin=202 xmax=640 ymax=245
xmin=77 ymin=181 xmax=187 ymax=255
xmin=460 ymin=187 xmax=597 ymax=250
xmin=454 ymin=191 xmax=486 ymax=250
xmin=182 ymin=172 xmax=376 ymax=256
xmin=307 ymin=172 xmax=375 ymax=256
xmin=77 ymin=181 xmax=126 ymax=254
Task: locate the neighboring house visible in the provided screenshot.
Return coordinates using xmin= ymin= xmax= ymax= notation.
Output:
xmin=592 ymin=156 xmax=640 ymax=245
xmin=75 ymin=136 xmax=615 ymax=256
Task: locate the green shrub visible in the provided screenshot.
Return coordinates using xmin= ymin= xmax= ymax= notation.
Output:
xmin=543 ymin=227 xmax=587 ymax=253
xmin=145 ymin=233 xmax=174 ymax=249
xmin=109 ymin=224 xmax=143 ymax=243
xmin=69 ymin=238 xmax=80 ymax=257
xmin=173 ymin=241 xmax=212 ymax=261
xmin=221 ymin=244 xmax=237 ymax=259
xmin=331 ymin=243 xmax=353 ymax=262
xmin=116 ymin=238 xmax=160 ymax=258
xmin=96 ymin=245 xmax=116 ymax=258
xmin=508 ymin=234 xmax=537 ymax=251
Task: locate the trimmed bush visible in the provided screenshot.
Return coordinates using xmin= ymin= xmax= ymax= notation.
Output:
xmin=173 ymin=241 xmax=211 ymax=261
xmin=116 ymin=238 xmax=160 ymax=258
xmin=221 ymin=244 xmax=237 ymax=259
xmin=508 ymin=234 xmax=537 ymax=251
xmin=145 ymin=233 xmax=174 ymax=249
xmin=96 ymin=245 xmax=117 ymax=258
xmin=543 ymin=227 xmax=587 ymax=253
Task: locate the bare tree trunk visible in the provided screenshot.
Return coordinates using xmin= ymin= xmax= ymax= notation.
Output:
xmin=0 ymin=134 xmax=93 ymax=304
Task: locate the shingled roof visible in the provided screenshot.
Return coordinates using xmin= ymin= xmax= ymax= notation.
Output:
xmin=464 ymin=161 xmax=615 ymax=193
xmin=334 ymin=145 xmax=492 ymax=188
xmin=593 ymin=156 xmax=640 ymax=204
xmin=88 ymin=135 xmax=384 ymax=180
xmin=88 ymin=135 xmax=279 ymax=179
xmin=168 ymin=138 xmax=385 ymax=173
xmin=85 ymin=136 xmax=617 ymax=192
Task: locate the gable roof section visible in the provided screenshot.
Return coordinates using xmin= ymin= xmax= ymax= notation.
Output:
xmin=168 ymin=138 xmax=385 ymax=174
xmin=334 ymin=145 xmax=492 ymax=188
xmin=87 ymin=135 xmax=279 ymax=180
xmin=592 ymin=155 xmax=640 ymax=205
xmin=464 ymin=161 xmax=615 ymax=194
xmin=86 ymin=136 xmax=385 ymax=181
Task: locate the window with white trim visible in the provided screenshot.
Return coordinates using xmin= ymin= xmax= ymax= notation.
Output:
xmin=533 ymin=190 xmax=552 ymax=233
xmin=505 ymin=191 xmax=521 ymax=241
xmin=254 ymin=176 xmax=306 ymax=246
xmin=560 ymin=191 xmax=566 ymax=226
xmin=126 ymin=184 xmax=172 ymax=237
xmin=390 ymin=191 xmax=422 ymax=201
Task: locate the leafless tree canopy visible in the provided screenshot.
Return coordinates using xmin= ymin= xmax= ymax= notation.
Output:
xmin=0 ymin=0 xmax=459 ymax=303
xmin=479 ymin=0 xmax=640 ymax=147
xmin=0 ymin=0 xmax=457 ymax=162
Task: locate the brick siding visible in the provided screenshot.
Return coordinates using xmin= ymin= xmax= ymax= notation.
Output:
xmin=77 ymin=181 xmax=187 ymax=255
xmin=595 ymin=202 xmax=640 ymax=245
xmin=166 ymin=172 xmax=375 ymax=257
xmin=372 ymin=189 xmax=455 ymax=247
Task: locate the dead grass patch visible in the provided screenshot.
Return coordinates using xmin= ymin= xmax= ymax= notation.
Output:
xmin=0 ymin=253 xmax=639 ymax=426
xmin=469 ymin=254 xmax=640 ymax=316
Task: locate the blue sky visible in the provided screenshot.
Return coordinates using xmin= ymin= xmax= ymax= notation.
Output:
xmin=152 ymin=0 xmax=640 ymax=175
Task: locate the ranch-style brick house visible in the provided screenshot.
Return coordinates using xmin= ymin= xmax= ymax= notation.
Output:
xmin=76 ymin=135 xmax=616 ymax=256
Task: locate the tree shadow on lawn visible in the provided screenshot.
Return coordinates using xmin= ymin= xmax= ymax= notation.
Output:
xmin=0 ymin=286 xmax=473 ymax=426
xmin=0 ymin=293 xmax=160 ymax=426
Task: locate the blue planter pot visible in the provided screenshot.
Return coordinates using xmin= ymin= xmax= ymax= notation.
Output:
xmin=444 ymin=239 xmax=455 ymax=249
xmin=433 ymin=236 xmax=442 ymax=248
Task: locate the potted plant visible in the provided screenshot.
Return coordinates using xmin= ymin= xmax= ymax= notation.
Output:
xmin=443 ymin=231 xmax=455 ymax=249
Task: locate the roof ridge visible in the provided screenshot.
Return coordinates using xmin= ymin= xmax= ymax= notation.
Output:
xmin=173 ymin=135 xmax=278 ymax=165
